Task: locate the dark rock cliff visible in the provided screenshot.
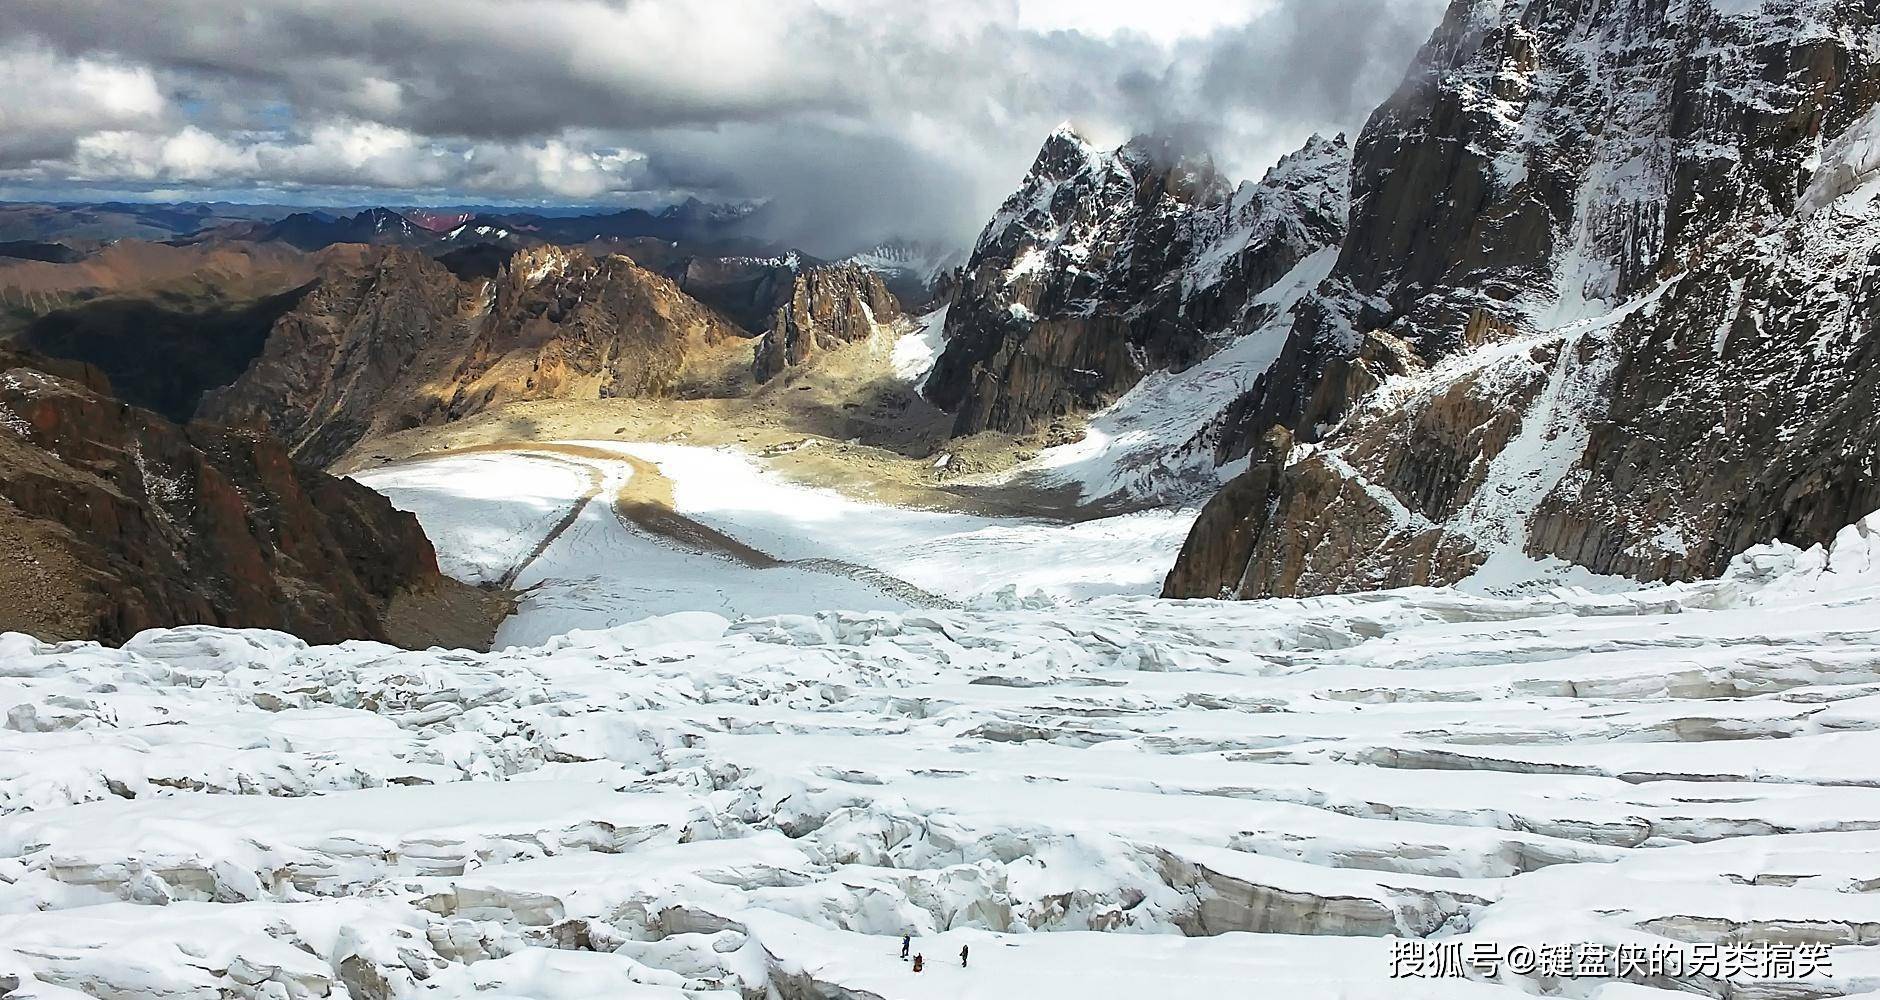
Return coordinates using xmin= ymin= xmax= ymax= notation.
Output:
xmin=1169 ymin=0 xmax=1880 ymax=599
xmin=0 ymin=349 xmax=453 ymax=645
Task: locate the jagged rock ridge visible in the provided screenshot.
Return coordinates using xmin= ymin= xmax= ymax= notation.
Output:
xmin=924 ymin=126 xmax=1350 ymax=442
xmin=751 ymin=263 xmax=902 ymax=382
xmin=1168 ymin=0 xmax=1880 ymax=599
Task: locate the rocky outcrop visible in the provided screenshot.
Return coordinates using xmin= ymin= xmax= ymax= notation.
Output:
xmin=199 ymin=247 xmax=468 ymax=466
xmin=924 ymin=127 xmax=1349 ymax=440
xmin=1169 ymin=0 xmax=1880 ymax=599
xmin=1163 ymin=427 xmax=1295 ymax=599
xmin=0 ymin=349 xmax=453 ymax=645
xmin=438 ymin=245 xmax=742 ymax=418
xmin=202 ymin=245 xmax=744 ymax=466
xmin=751 ymin=264 xmax=902 ymax=382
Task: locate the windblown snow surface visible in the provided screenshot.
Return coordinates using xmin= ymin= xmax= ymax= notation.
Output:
xmin=6 ymin=482 xmax=1880 ymax=996
xmin=354 ymin=442 xmax=1198 ymax=646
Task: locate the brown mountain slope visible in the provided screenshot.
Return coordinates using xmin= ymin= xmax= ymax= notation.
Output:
xmin=0 ymin=241 xmax=315 ymax=334
xmin=201 ymin=245 xmax=748 ymax=467
xmin=0 ymin=348 xmax=493 ymax=646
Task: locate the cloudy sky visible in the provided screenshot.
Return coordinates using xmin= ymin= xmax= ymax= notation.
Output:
xmin=0 ymin=0 xmax=1445 ymax=254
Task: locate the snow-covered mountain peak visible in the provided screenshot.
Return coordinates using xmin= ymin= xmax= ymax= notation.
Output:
xmin=1258 ymin=133 xmax=1349 ymax=191
xmin=924 ymin=127 xmax=1350 ymax=466
xmin=1172 ymin=0 xmax=1880 ymax=601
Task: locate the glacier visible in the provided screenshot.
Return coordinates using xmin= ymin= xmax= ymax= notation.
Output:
xmin=4 ymin=480 xmax=1880 ymax=996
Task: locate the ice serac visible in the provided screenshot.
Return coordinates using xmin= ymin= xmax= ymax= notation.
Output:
xmin=201 ymin=245 xmax=744 ymax=467
xmin=1170 ymin=0 xmax=1880 ymax=599
xmin=0 ymin=349 xmax=451 ymax=645
xmin=7 ymin=511 xmax=1880 ymax=996
xmin=924 ymin=126 xmax=1350 ymax=441
xmin=751 ymin=263 xmax=903 ymax=382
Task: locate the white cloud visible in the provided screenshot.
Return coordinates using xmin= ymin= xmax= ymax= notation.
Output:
xmin=60 ymin=119 xmax=647 ymax=200
xmin=0 ymin=0 xmax=1446 ymax=251
xmin=1012 ymin=0 xmax=1276 ymax=42
xmin=0 ymin=43 xmax=168 ymax=164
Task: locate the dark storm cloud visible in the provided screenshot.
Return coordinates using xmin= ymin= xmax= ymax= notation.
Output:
xmin=0 ymin=0 xmax=1448 ymax=255
xmin=1193 ymin=0 xmax=1445 ymax=127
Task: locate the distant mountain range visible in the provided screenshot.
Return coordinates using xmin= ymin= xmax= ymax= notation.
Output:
xmin=0 ymin=197 xmax=780 ymax=249
xmin=0 ymin=197 xmax=967 ymax=348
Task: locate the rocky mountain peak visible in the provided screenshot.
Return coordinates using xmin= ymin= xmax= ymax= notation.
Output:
xmin=752 ymin=263 xmax=902 ymax=383
xmin=1117 ymin=133 xmax=1232 ymax=208
xmin=255 ymin=207 xmax=429 ymax=251
xmin=201 ymin=244 xmax=744 ymax=467
xmin=497 ymin=243 xmax=591 ymax=291
xmin=1168 ymin=0 xmax=1880 ymax=601
xmin=1259 ymin=133 xmax=1348 ymax=191
xmin=924 ymin=128 xmax=1351 ymax=441
xmin=1029 ymin=122 xmax=1107 ymax=180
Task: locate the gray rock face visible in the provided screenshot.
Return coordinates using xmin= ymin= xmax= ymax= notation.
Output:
xmin=924 ymin=127 xmax=1350 ymax=440
xmin=751 ymin=263 xmax=902 ymax=382
xmin=1170 ymin=0 xmax=1880 ymax=599
xmin=673 ymin=251 xmax=811 ymax=334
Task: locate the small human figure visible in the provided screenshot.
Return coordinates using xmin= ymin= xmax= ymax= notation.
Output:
xmin=912 ymin=954 xmax=924 ymax=973
xmin=961 ymin=944 xmax=970 ymax=967
xmin=901 ymin=935 xmax=910 ymax=960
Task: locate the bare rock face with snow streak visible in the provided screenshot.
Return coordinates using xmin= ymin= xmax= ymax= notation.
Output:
xmin=924 ymin=128 xmax=1350 ymax=440
xmin=1171 ymin=0 xmax=1880 ymax=599
xmin=0 ymin=348 xmax=451 ymax=644
xmin=751 ymin=263 xmax=902 ymax=382
xmin=202 ymin=245 xmax=743 ymax=467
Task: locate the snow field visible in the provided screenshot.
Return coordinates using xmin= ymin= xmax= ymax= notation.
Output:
xmin=355 ymin=441 xmax=1199 ymax=643
xmin=351 ymin=454 xmax=595 ymax=586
